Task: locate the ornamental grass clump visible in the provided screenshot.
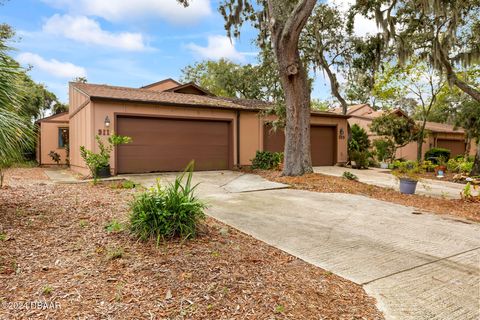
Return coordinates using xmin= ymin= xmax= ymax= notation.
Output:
xmin=129 ymin=161 xmax=206 ymax=241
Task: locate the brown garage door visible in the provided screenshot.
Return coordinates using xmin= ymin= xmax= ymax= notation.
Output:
xmin=263 ymin=125 xmax=336 ymax=166
xmin=117 ymin=116 xmax=231 ymax=173
xmin=436 ymin=139 xmax=465 ymax=157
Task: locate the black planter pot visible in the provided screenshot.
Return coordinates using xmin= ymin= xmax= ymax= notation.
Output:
xmin=95 ymin=165 xmax=111 ymax=178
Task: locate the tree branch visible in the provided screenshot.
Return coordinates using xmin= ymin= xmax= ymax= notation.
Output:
xmin=280 ymin=0 xmax=317 ymax=45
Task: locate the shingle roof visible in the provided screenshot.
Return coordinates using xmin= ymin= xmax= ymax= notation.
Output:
xmin=423 ymin=121 xmax=464 ymax=134
xmin=35 ymin=111 xmax=69 ymax=124
xmin=71 ymin=82 xmax=349 ymax=118
xmin=71 ymin=82 xmax=256 ymax=111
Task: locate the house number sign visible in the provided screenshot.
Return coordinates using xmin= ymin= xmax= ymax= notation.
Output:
xmin=98 ymin=129 xmax=110 ymax=136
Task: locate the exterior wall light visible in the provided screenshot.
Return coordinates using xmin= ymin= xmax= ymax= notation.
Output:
xmin=339 ymin=128 xmax=345 ymax=139
xmin=104 ymin=116 xmax=111 ymax=128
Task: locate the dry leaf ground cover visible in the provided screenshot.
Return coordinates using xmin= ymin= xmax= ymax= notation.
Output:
xmin=257 ymin=170 xmax=480 ymax=223
xmin=0 ymin=168 xmax=383 ymax=319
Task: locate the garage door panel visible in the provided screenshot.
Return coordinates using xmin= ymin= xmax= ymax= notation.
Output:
xmin=263 ymin=124 xmax=336 ymax=166
xmin=117 ymin=116 xmax=230 ymax=173
xmin=436 ymin=139 xmax=465 ymax=157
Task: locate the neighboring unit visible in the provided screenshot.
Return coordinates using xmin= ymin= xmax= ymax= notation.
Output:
xmin=36 ymin=111 xmax=69 ymax=165
xmin=35 ymin=79 xmax=349 ymax=175
xmin=334 ymin=104 xmax=477 ymax=160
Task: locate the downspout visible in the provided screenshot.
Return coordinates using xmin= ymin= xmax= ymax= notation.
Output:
xmin=236 ymin=111 xmax=240 ymax=168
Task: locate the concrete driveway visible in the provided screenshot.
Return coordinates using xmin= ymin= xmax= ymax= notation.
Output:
xmin=314 ymin=166 xmax=465 ymax=199
xmin=124 ymin=171 xmax=480 ymax=320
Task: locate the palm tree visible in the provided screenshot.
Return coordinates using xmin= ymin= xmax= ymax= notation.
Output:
xmin=0 ymin=43 xmax=34 ymax=185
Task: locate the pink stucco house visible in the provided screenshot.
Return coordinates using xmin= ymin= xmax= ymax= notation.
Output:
xmin=333 ymin=104 xmax=477 ymax=160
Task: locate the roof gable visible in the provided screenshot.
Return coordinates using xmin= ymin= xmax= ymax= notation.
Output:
xmin=165 ymin=82 xmax=213 ymax=96
xmin=141 ymin=78 xmax=181 ymax=91
xmin=36 ymin=111 xmax=69 ymax=124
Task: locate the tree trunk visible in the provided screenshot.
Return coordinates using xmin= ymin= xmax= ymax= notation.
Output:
xmin=417 ymin=121 xmax=427 ymax=161
xmin=267 ymin=0 xmax=317 ymax=176
xmin=471 ymin=146 xmax=480 ymax=176
xmin=465 ymin=135 xmax=472 ymax=159
xmin=278 ymin=53 xmax=313 ymax=176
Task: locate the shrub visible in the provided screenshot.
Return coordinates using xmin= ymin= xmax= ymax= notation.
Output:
xmin=348 ymin=124 xmax=370 ymax=153
xmin=349 ymin=150 xmax=369 ymax=169
xmin=391 ymin=160 xmax=424 ymax=181
xmin=251 ymin=151 xmax=283 ymax=170
xmin=424 ymin=148 xmax=451 ymax=163
xmin=80 ymin=134 xmax=131 ymax=179
xmin=447 ymin=158 xmax=459 ymax=172
xmin=446 ymin=158 xmax=474 ymax=174
xmin=342 ymin=171 xmax=358 ymax=181
xmin=48 ymin=151 xmax=61 ymax=164
xmin=422 ymin=160 xmax=436 ymax=172
xmin=129 ymin=161 xmax=206 ymax=241
xmin=372 ymin=139 xmax=395 ymax=162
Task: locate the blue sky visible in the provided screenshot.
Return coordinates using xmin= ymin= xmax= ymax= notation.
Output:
xmin=1 ymin=0 xmax=376 ymax=103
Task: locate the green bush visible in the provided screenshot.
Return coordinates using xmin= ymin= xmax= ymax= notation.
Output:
xmin=80 ymin=134 xmax=132 ymax=179
xmin=251 ymin=151 xmax=283 ymax=170
xmin=342 ymin=171 xmax=358 ymax=181
xmin=424 ymin=148 xmax=451 ymax=162
xmin=349 ymin=150 xmax=369 ymax=169
xmin=422 ymin=160 xmax=436 ymax=172
xmin=448 ymin=158 xmax=473 ymax=173
xmin=391 ymin=160 xmax=424 ymax=181
xmin=129 ymin=161 xmax=206 ymax=241
xmin=348 ymin=124 xmax=370 ymax=153
xmin=372 ymin=139 xmax=395 ymax=162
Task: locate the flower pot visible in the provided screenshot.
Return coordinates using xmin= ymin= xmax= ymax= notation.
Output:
xmin=399 ymin=178 xmax=418 ymax=195
xmin=95 ymin=165 xmax=111 ymax=178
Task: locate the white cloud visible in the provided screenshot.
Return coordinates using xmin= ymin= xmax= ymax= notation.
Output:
xmin=327 ymin=0 xmax=380 ymax=37
xmin=16 ymin=52 xmax=87 ymax=79
xmin=186 ymin=35 xmax=251 ymax=62
xmin=43 ymin=0 xmax=212 ymax=24
xmin=43 ymin=14 xmax=147 ymax=51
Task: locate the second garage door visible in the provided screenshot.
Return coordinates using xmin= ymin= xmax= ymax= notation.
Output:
xmin=436 ymin=139 xmax=465 ymax=157
xmin=264 ymin=125 xmax=336 ymax=166
xmin=116 ymin=116 xmax=231 ymax=173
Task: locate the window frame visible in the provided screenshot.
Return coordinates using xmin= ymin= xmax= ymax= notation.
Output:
xmin=58 ymin=127 xmax=69 ymax=149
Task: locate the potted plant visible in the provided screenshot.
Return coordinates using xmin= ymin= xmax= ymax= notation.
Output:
xmin=434 ymin=156 xmax=448 ymax=177
xmin=80 ymin=134 xmax=131 ymax=180
xmin=391 ymin=161 xmax=424 ymax=194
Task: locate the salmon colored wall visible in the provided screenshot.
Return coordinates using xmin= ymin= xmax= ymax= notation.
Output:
xmin=143 ymin=80 xmax=180 ymax=92
xmin=241 ymin=113 xmax=349 ymax=165
xmin=69 ymin=85 xmax=89 ymax=115
xmin=69 ymin=103 xmax=93 ymax=175
xmin=348 ymin=117 xmax=474 ymax=161
xmin=39 ymin=116 xmax=69 ymax=165
xmin=239 ymin=111 xmax=262 ymax=165
xmin=72 ymin=101 xmax=240 ymax=174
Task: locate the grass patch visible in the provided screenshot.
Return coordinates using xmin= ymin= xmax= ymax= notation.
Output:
xmin=42 ymin=285 xmax=53 ymax=295
xmin=106 ymin=246 xmax=125 ymax=260
xmin=110 ymin=179 xmax=138 ymax=189
xmin=105 ymin=219 xmax=124 ymax=233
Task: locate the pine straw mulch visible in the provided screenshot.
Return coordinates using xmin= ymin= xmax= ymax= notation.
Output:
xmin=0 ymin=168 xmax=383 ymax=320
xmin=256 ymin=170 xmax=480 ymax=223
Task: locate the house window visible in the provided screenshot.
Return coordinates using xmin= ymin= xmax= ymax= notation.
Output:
xmin=58 ymin=127 xmax=69 ymax=148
